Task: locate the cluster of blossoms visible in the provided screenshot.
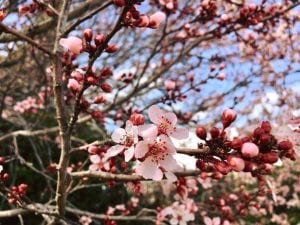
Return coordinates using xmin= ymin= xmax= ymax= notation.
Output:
xmin=156 ymin=198 xmax=198 ymax=225
xmin=97 ymin=105 xmax=189 ymax=180
xmin=6 ymin=183 xmax=28 ymax=204
xmin=13 ymin=91 xmax=46 ymax=114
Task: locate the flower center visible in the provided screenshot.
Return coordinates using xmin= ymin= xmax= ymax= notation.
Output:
xmin=158 ymin=117 xmax=174 ymax=135
xmin=146 ymin=141 xmax=168 ymax=163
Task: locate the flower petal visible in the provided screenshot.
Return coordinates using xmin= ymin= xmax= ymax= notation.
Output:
xmin=171 ymin=127 xmax=189 ymax=140
xmin=111 ymin=128 xmax=126 ymax=143
xmin=59 ymin=37 xmax=82 ymax=54
xmin=160 ymin=155 xmax=178 ymax=171
xmin=105 ymin=145 xmax=124 ymax=158
xmin=148 ymin=105 xmax=163 ymax=124
xmin=89 ymin=164 xmax=99 ymax=171
xmin=136 ymin=158 xmax=163 ymax=180
xmin=163 ymin=112 xmax=177 ymax=126
xmin=135 ymin=141 xmax=149 ymax=158
xmin=90 ymin=154 xmax=101 ymax=164
xmin=203 ymin=217 xmax=212 ymax=225
xmin=124 ymin=146 xmax=135 ymax=162
xmin=164 ymin=171 xmax=177 ymax=182
xmin=138 ymin=124 xmax=158 ymax=140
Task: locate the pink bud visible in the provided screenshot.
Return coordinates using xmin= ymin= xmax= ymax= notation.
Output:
xmin=94 ymin=34 xmax=106 ymax=46
xmin=83 ymin=28 xmax=93 ymax=42
xmin=216 ymin=73 xmax=226 ymax=81
xmin=210 ymin=127 xmax=220 ymax=139
xmin=148 ymin=12 xmax=166 ymax=29
xmin=113 ymin=0 xmax=125 ymax=7
xmin=134 ymin=15 xmax=150 ymax=27
xmin=214 ymin=161 xmax=230 ymax=175
xmin=94 ymin=95 xmax=106 ymax=104
xmin=261 ymin=152 xmax=278 ymax=164
xmin=100 ymin=83 xmax=112 ymax=93
xmin=59 ymin=37 xmax=83 ymax=54
xmin=129 ymin=113 xmax=145 ymax=125
xmin=164 ymin=80 xmax=176 ymax=90
xmin=241 ymin=142 xmax=259 ymax=158
xmin=222 ymin=109 xmax=237 ymax=128
xmin=71 ymin=70 xmax=83 ymax=81
xmin=278 ymin=140 xmax=293 ymax=151
xmin=86 ymin=76 xmax=97 ymax=85
xmin=88 ymin=145 xmax=99 ymax=154
xmin=196 ymin=126 xmax=207 ymax=140
xmin=105 ymin=44 xmax=118 ymax=53
xmin=67 ymin=78 xmax=81 ymax=92
xmin=100 ymin=67 xmax=113 ymax=77
xmin=228 ymin=156 xmax=245 ymax=171
xmin=221 ymin=14 xmax=229 ymax=21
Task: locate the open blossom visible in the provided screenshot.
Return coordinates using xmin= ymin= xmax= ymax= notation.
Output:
xmin=105 ymin=121 xmax=138 ymax=162
xmin=139 ymin=105 xmax=189 ymax=140
xmin=158 ymin=199 xmax=197 ymax=225
xmin=89 ymin=153 xmax=110 ymax=172
xmin=59 ymin=36 xmax=83 ymax=54
xmin=135 ymin=135 xmax=178 ymax=180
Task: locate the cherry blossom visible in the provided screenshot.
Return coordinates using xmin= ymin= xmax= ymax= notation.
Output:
xmin=105 ymin=121 xmax=138 ymax=162
xmin=59 ymin=36 xmax=83 ymax=54
xmin=135 ymin=135 xmax=178 ymax=180
xmin=89 ymin=153 xmax=110 ymax=172
xmin=138 ymin=105 xmax=189 ymax=140
xmin=149 ymin=12 xmax=166 ymax=29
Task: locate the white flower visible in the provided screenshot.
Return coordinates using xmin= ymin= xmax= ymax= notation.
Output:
xmin=105 ymin=121 xmax=138 ymax=162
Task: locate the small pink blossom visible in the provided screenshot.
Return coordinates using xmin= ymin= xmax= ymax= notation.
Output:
xmin=241 ymin=142 xmax=259 ymax=158
xmin=149 ymin=12 xmax=166 ymax=29
xmin=203 ymin=216 xmax=221 ymax=225
xmin=89 ymin=153 xmax=110 ymax=171
xmin=67 ymin=78 xmax=81 ymax=92
xmin=135 ymin=135 xmax=177 ymax=180
xmin=165 ymin=80 xmax=176 ymax=90
xmin=138 ymin=105 xmax=189 ymax=140
xmin=105 ymin=121 xmax=138 ymax=162
xmin=59 ymin=36 xmax=83 ymax=54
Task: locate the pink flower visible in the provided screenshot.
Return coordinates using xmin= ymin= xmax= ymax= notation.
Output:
xmin=89 ymin=154 xmax=110 ymax=171
xmin=135 ymin=135 xmax=178 ymax=180
xmin=149 ymin=12 xmax=166 ymax=29
xmin=241 ymin=142 xmax=259 ymax=158
xmin=67 ymin=78 xmax=81 ymax=92
xmin=138 ymin=105 xmax=189 ymax=140
xmin=160 ymin=199 xmax=197 ymax=225
xmin=59 ymin=36 xmax=83 ymax=54
xmin=203 ymin=217 xmax=221 ymax=225
xmin=105 ymin=121 xmax=138 ymax=162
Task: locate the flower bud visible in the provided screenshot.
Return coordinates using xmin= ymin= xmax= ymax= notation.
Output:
xmin=94 ymin=95 xmax=106 ymax=104
xmin=214 ymin=161 xmax=230 ymax=175
xmin=91 ymin=110 xmax=103 ymax=119
xmin=261 ymin=121 xmax=271 ymax=133
xmin=253 ymin=127 xmax=264 ymax=138
xmin=227 ymin=156 xmax=245 ymax=171
xmin=164 ymin=80 xmax=176 ymax=90
xmin=260 ymin=133 xmax=271 ymax=145
xmin=129 ymin=113 xmax=145 ymax=125
xmin=86 ymin=76 xmax=97 ymax=85
xmin=94 ymin=34 xmax=106 ymax=46
xmin=196 ymin=126 xmax=207 ymax=140
xmin=67 ymin=78 xmax=81 ymax=92
xmin=105 ymin=44 xmax=118 ymax=53
xmin=210 ymin=127 xmax=220 ymax=139
xmin=100 ymin=83 xmax=112 ymax=93
xmin=83 ymin=28 xmax=93 ymax=42
xmin=113 ymin=0 xmax=125 ymax=7
xmin=231 ymin=138 xmax=242 ymax=150
xmin=100 ymin=67 xmax=113 ymax=77
xmin=261 ymin=152 xmax=278 ymax=164
xmin=222 ymin=109 xmax=237 ymax=128
xmin=278 ymin=140 xmax=293 ymax=151
xmin=241 ymin=142 xmax=259 ymax=158
xmin=88 ymin=145 xmax=99 ymax=154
